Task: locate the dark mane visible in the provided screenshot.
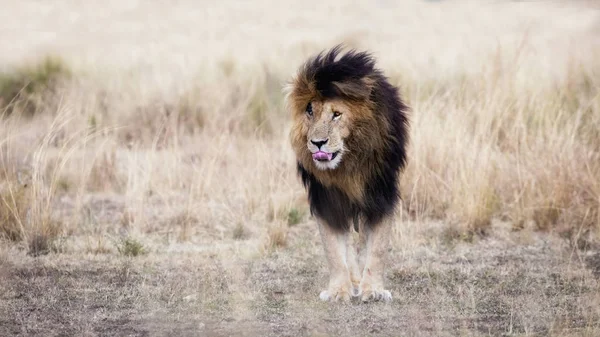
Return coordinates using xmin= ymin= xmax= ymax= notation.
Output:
xmin=292 ymin=45 xmax=410 ymax=231
xmin=301 ymin=45 xmax=378 ymax=100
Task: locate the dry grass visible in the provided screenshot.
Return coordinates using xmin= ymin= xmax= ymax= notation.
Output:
xmin=403 ymin=60 xmax=600 ymax=237
xmin=0 ymin=177 xmax=30 ymax=242
xmin=0 ymin=142 xmax=64 ymax=256
xmin=0 ymin=0 xmax=599 ymax=335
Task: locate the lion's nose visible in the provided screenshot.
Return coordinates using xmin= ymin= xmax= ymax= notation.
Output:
xmin=310 ymin=139 xmax=329 ymax=149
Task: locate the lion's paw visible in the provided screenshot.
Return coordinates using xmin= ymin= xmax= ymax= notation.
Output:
xmin=319 ymin=289 xmax=351 ymax=302
xmin=359 ymin=287 xmax=392 ymax=302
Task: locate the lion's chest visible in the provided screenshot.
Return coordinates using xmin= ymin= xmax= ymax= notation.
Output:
xmin=311 ymin=170 xmax=366 ymax=205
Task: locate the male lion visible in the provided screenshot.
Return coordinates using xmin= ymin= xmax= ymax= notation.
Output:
xmin=286 ymin=46 xmax=409 ymax=302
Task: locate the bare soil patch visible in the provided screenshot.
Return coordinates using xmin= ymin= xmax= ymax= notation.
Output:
xmin=1 ymin=230 xmax=599 ymax=337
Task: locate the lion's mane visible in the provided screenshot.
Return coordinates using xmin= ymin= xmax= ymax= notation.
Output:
xmin=288 ymin=46 xmax=409 ymax=231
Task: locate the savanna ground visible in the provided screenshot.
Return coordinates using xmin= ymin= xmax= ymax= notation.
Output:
xmin=1 ymin=1 xmax=600 ymax=336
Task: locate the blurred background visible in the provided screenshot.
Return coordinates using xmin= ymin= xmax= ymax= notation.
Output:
xmin=1 ymin=1 xmax=599 ymax=336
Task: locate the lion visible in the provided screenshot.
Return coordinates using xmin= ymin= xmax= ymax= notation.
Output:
xmin=286 ymin=46 xmax=409 ymax=302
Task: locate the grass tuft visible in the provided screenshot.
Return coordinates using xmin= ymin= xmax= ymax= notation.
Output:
xmin=263 ymin=224 xmax=288 ymax=253
xmin=232 ymin=222 xmax=247 ymax=240
xmin=0 ymin=56 xmax=71 ymax=117
xmin=117 ymin=237 xmax=147 ymax=257
xmin=286 ymin=207 xmax=304 ymax=226
xmin=0 ymin=175 xmax=63 ymax=254
xmin=0 ymin=180 xmax=29 ymax=241
xmin=27 ymin=227 xmax=63 ymax=257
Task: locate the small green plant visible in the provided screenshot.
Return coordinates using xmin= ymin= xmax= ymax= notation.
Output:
xmin=286 ymin=207 xmax=304 ymax=226
xmin=88 ymin=114 xmax=97 ymax=130
xmin=117 ymin=238 xmax=146 ymax=257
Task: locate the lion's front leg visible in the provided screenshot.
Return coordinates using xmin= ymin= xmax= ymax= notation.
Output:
xmin=346 ymin=226 xmax=362 ymax=296
xmin=358 ymin=218 xmax=393 ymax=302
xmin=317 ymin=220 xmax=353 ymax=302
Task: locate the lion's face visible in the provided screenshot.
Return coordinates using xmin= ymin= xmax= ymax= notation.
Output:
xmin=301 ymin=99 xmax=354 ymax=170
xmin=289 ymin=92 xmax=379 ymax=175
xmin=287 ymin=47 xmax=389 ymax=176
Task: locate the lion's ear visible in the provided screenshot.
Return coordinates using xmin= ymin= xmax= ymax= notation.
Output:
xmin=332 ymin=77 xmax=374 ymax=100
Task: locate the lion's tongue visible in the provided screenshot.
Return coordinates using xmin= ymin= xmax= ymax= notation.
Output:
xmin=312 ymin=151 xmax=333 ymax=161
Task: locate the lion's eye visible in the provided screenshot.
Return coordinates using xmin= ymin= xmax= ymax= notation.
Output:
xmin=306 ymin=102 xmax=313 ymax=116
xmin=332 ymin=111 xmax=342 ymax=119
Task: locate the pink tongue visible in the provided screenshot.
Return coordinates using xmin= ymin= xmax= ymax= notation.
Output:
xmin=312 ymin=151 xmax=333 ymax=161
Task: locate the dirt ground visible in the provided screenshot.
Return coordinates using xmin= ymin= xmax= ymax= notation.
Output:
xmin=2 ymin=218 xmax=599 ymax=337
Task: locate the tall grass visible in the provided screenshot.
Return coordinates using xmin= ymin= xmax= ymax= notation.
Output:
xmin=0 ymin=0 xmax=598 ymax=254
xmin=401 ymin=55 xmax=600 ymax=240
